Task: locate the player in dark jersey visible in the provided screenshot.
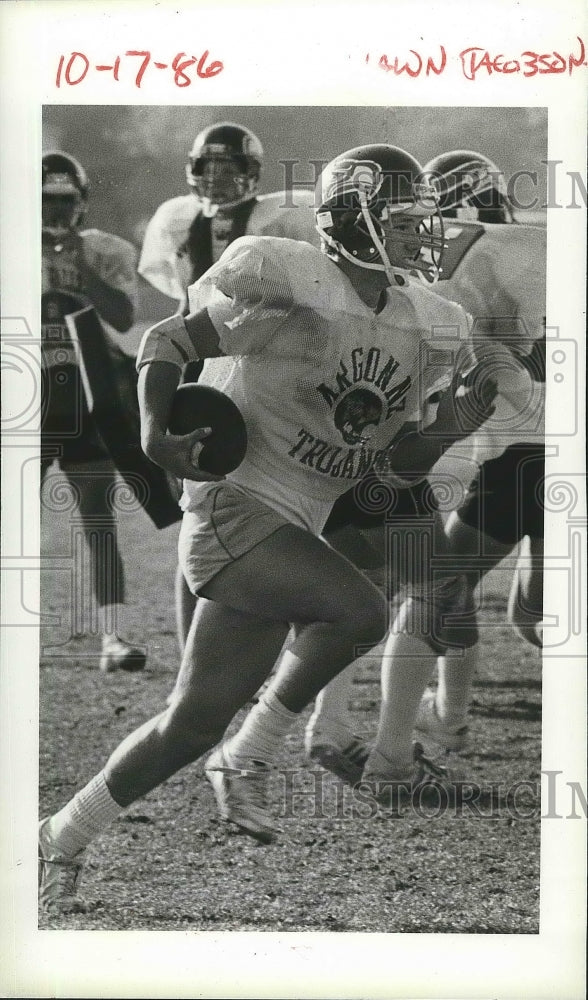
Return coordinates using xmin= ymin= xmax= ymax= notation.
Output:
xmin=42 ymin=152 xmax=145 ymax=673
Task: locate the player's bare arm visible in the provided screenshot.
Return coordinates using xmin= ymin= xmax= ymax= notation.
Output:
xmin=137 ymin=308 xmax=225 ymax=482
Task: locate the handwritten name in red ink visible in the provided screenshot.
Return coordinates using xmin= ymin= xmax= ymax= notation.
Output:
xmin=366 ymin=37 xmax=586 ymax=80
xmin=459 ymin=37 xmax=586 ymax=80
xmin=55 ymin=50 xmax=224 ymax=89
xmin=374 ymin=46 xmax=447 ymax=77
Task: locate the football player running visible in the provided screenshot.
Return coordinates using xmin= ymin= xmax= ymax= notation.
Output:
xmin=304 ymin=149 xmax=545 ymax=778
xmin=413 ymin=148 xmax=545 ymax=749
xmin=138 ymin=121 xmax=317 ymax=652
xmin=39 ymin=142 xmax=510 ymax=912
xmin=41 ymin=152 xmax=145 ymax=673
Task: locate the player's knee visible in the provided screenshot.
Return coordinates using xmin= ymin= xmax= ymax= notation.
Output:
xmin=347 ymin=587 xmax=388 ymax=647
xmin=406 ymin=574 xmax=479 ymax=653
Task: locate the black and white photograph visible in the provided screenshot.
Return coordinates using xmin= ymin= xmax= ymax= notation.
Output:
xmin=1 ymin=2 xmax=586 ymax=999
xmin=36 ymin=103 xmax=549 ymax=934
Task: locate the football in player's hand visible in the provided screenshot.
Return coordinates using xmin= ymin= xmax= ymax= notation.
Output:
xmin=168 ymin=383 xmax=248 ymax=475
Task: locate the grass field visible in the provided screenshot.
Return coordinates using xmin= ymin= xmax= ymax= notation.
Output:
xmin=39 ymin=478 xmax=542 ymax=934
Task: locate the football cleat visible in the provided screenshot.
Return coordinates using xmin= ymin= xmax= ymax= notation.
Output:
xmin=99 ymin=638 xmax=146 ymax=673
xmin=305 ymin=732 xmax=370 ymax=785
xmin=414 ymin=690 xmax=469 ymax=752
xmin=205 ymin=745 xmax=276 ymax=844
xmin=360 ymin=742 xmax=463 ymax=809
xmin=38 ymin=818 xmax=88 ymax=915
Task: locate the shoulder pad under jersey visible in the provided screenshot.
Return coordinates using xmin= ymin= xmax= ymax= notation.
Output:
xmin=80 ymin=229 xmax=138 ymax=303
xmin=138 ymin=194 xmax=202 ymax=299
xmin=188 ymin=234 xmax=353 ymax=319
xmin=436 ymin=222 xmax=546 ymax=347
xmin=247 ymin=190 xmax=319 ymax=247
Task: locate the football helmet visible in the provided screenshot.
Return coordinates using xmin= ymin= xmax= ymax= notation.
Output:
xmin=315 ymin=144 xmax=446 ymax=283
xmin=422 ymin=150 xmax=515 ymax=223
xmin=42 ymin=151 xmax=89 ymax=240
xmin=186 ymin=122 xmax=263 ymax=212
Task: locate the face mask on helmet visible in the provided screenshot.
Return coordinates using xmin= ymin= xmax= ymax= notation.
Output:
xmin=42 ymin=192 xmax=85 ymax=239
xmin=421 ymin=151 xmax=515 ymax=224
xmin=315 ymin=147 xmax=446 ymax=284
xmin=186 ymin=123 xmax=263 ymax=213
xmin=42 ymin=153 xmax=88 ymax=241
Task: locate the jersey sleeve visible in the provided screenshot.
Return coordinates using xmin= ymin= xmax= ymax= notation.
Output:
xmin=137 ymin=197 xmax=196 ymax=301
xmin=187 ymin=237 xmax=296 ymax=356
xmin=81 ymin=230 xmax=139 ymax=309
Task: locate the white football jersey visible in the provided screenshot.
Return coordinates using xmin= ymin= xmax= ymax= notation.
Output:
xmin=182 ymin=236 xmax=474 ymax=530
xmin=433 ymin=222 xmax=545 ymax=456
xmin=427 ymin=222 xmax=545 ymax=503
xmin=138 ymin=191 xmax=318 ymax=302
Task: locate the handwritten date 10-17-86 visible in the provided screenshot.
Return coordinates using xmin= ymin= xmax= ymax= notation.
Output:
xmin=55 ymin=50 xmax=223 ymax=89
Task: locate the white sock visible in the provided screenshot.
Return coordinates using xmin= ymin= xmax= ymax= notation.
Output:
xmin=226 ymin=690 xmax=298 ymax=766
xmin=372 ymin=628 xmax=437 ymax=770
xmin=45 ymin=771 xmax=123 ymax=858
xmin=436 ymin=645 xmax=478 ymax=723
xmin=100 ymin=604 xmax=124 ymax=646
xmin=307 ymin=663 xmax=356 ymax=742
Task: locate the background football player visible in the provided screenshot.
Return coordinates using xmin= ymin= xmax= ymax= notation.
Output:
xmin=139 ymin=121 xmax=317 ymax=651
xmin=421 ymin=149 xmax=516 ymax=223
xmin=304 ymin=149 xmax=545 ymax=778
xmin=413 ymin=149 xmax=545 ymax=749
xmin=42 ymin=151 xmax=145 ymax=672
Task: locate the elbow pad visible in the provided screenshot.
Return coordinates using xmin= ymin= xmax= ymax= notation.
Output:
xmin=136 ymin=315 xmax=197 ymax=372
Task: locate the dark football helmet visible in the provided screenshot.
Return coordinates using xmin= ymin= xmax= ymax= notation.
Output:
xmin=42 ymin=151 xmax=89 ymax=240
xmin=421 ymin=150 xmax=515 ymax=223
xmin=186 ymin=122 xmax=263 ymax=211
xmin=315 ymin=144 xmax=446 ymax=283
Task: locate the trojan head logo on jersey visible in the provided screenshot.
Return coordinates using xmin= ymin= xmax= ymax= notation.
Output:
xmin=334 ymin=387 xmax=383 ymax=445
xmin=316 ymin=346 xmax=412 ymax=420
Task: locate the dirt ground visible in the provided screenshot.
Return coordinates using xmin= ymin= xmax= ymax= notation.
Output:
xmin=39 ymin=487 xmax=542 ymax=933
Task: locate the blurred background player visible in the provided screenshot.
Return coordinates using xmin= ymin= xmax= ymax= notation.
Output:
xmin=138 ymin=121 xmax=317 ymax=651
xmin=421 ymin=149 xmax=516 ymax=224
xmin=304 ymin=149 xmax=544 ymax=779
xmin=41 ymin=151 xmax=146 ymax=673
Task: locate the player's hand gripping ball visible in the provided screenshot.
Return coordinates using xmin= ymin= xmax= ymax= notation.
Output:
xmin=168 ymin=383 xmax=248 ymax=475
